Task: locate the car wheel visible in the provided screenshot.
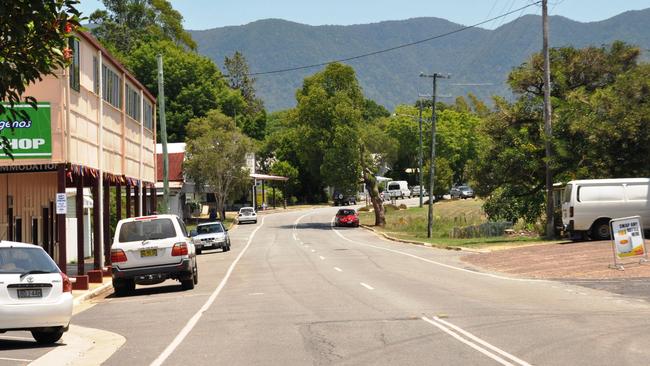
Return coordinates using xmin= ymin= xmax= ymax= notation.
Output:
xmin=196 ymin=247 xmax=202 ymax=255
xmin=32 ymin=328 xmax=64 ymax=344
xmin=181 ymin=275 xmax=195 ymax=290
xmin=113 ymin=278 xmax=134 ymax=297
xmin=591 ymin=219 xmax=612 ymax=241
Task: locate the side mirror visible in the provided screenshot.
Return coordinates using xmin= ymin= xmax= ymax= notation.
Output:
xmin=190 ymin=229 xmax=197 ymax=237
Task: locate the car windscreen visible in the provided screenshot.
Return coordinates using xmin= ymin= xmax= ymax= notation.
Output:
xmin=459 ymin=186 xmax=470 ymax=190
xmin=118 ymin=218 xmax=176 ymax=242
xmin=337 ymin=209 xmax=356 ymax=216
xmin=0 ymin=247 xmax=59 ymax=274
xmin=388 ymin=183 xmax=399 ymax=190
xmin=197 ymin=223 xmax=224 ymax=234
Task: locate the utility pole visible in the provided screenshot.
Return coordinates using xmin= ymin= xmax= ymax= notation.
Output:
xmin=542 ymin=0 xmax=554 ymax=238
xmin=420 ymin=72 xmax=449 ymax=238
xmin=418 ymin=102 xmax=424 ymax=208
xmin=157 ymin=54 xmax=170 ymax=214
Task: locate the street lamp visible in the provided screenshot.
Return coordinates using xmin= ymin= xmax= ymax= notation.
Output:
xmin=419 ymin=72 xmax=450 ymax=238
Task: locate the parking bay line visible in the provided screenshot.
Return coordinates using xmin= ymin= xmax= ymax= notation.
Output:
xmin=150 ymin=216 xmax=267 ymax=366
xmin=0 ymin=357 xmax=33 ymax=362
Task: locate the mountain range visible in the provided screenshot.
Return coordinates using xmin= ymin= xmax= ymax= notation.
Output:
xmin=190 ymin=9 xmax=650 ymax=111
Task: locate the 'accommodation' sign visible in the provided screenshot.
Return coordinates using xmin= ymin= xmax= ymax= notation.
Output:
xmin=0 ymin=103 xmax=52 ymax=159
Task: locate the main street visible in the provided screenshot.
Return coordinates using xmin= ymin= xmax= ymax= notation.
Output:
xmin=11 ymin=206 xmax=650 ymax=365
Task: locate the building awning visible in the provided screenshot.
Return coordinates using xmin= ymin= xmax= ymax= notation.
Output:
xmin=250 ymin=173 xmax=289 ymax=182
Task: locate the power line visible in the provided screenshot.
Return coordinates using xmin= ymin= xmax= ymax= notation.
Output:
xmin=248 ymin=1 xmax=542 ymax=77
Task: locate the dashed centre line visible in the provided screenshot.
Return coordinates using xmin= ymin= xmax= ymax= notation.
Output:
xmin=360 ymin=282 xmax=375 ymax=290
xmin=311 ymin=249 xmax=316 ymax=253
xmin=334 ymin=267 xmax=343 ymax=272
xmin=319 ymin=255 xmax=325 ymax=260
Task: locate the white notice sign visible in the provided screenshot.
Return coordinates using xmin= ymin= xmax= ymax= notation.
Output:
xmin=56 ymin=193 xmax=67 ymax=215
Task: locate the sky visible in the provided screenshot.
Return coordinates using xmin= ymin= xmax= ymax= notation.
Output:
xmin=78 ymin=0 xmax=649 ymax=30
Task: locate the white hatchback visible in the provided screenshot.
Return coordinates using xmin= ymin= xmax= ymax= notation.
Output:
xmin=237 ymin=207 xmax=258 ymax=224
xmin=0 ymin=241 xmax=73 ymax=344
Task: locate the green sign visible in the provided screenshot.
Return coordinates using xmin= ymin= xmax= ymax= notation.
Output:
xmin=0 ymin=103 xmax=52 ymax=159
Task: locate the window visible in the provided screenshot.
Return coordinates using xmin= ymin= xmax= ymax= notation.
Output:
xmin=93 ymin=56 xmax=99 ymax=94
xmin=102 ymin=64 xmax=122 ymax=108
xmin=118 ymin=218 xmax=176 ymax=242
xmin=197 ymin=223 xmax=224 ymax=235
xmin=69 ymin=39 xmax=80 ymax=91
xmin=563 ymin=184 xmax=573 ymax=203
xmin=125 ymin=84 xmax=140 ymax=121
xmin=144 ymin=99 xmax=154 ymax=130
xmin=0 ymin=247 xmax=59 ymax=274
xmin=577 ymin=185 xmax=625 ymax=202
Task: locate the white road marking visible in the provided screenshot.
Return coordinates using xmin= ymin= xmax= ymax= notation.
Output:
xmin=319 ymin=255 xmax=325 ymax=260
xmin=311 ymin=249 xmax=316 ymax=253
xmin=0 ymin=335 xmax=33 ymax=341
xmin=422 ymin=317 xmax=530 ymax=366
xmin=248 ymin=292 xmax=265 ymax=296
xmin=360 ymin=282 xmax=374 ymax=290
xmin=292 ymin=233 xmax=298 ymax=241
xmin=0 ymin=357 xmax=32 ymax=362
xmin=150 ymin=216 xmax=267 ymax=366
xmin=330 ymin=224 xmax=546 ymax=283
xmin=334 ymin=267 xmax=343 ymax=272
xmin=431 ymin=316 xmax=532 ymax=366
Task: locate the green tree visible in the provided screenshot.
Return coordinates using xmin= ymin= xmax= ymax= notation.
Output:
xmin=224 ymin=51 xmax=266 ymax=140
xmin=89 ymin=0 xmax=195 ymax=57
xmin=269 ymin=160 xmax=299 ymax=206
xmin=125 ymin=40 xmax=242 ymax=142
xmin=471 ymin=42 xmax=644 ymax=224
xmin=293 ymin=63 xmax=396 ymax=225
xmin=184 ymin=110 xmax=254 ymax=220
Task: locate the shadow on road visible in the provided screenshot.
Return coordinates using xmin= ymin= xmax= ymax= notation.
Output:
xmin=275 ymin=222 xmax=361 ymax=231
xmin=105 ymin=283 xmax=187 ymax=299
xmin=0 ymin=337 xmax=62 ymax=350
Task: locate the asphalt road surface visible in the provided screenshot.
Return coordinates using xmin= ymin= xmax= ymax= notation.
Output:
xmin=5 ymin=205 xmax=650 ymax=365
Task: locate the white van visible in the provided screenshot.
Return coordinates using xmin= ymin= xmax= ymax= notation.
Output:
xmin=385 ymin=181 xmax=411 ymax=199
xmin=561 ymin=178 xmax=650 ymax=240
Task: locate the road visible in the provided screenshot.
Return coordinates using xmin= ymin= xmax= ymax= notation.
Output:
xmin=4 ymin=205 xmax=650 ymax=365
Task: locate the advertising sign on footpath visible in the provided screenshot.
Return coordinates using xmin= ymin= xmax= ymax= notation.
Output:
xmin=0 ymin=103 xmax=52 ymax=159
xmin=609 ymin=216 xmax=648 ymax=270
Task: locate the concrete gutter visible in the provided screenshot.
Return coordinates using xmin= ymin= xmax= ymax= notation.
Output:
xmin=360 ymin=224 xmax=489 ymax=253
xmin=73 ymin=281 xmax=113 ymax=307
xmin=29 ymin=325 xmax=125 ymax=366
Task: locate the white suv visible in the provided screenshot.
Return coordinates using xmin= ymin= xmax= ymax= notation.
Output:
xmin=0 ymin=241 xmax=73 ymax=344
xmin=111 ymin=215 xmax=198 ymax=296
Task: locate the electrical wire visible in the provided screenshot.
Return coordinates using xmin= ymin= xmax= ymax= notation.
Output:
xmin=247 ymin=1 xmax=542 ymax=76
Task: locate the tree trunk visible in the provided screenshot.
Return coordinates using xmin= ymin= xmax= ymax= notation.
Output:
xmin=215 ymin=195 xmax=226 ymax=222
xmin=362 ymin=167 xmax=385 ymax=227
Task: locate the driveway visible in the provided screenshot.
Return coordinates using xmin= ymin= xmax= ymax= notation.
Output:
xmin=462 ymin=239 xmax=650 ymax=301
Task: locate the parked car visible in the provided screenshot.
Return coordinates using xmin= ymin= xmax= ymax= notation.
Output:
xmin=0 ymin=241 xmax=73 ymax=344
xmin=237 ymin=207 xmax=258 ymax=224
xmin=333 ymin=192 xmax=357 ymax=206
xmin=334 ymin=208 xmax=360 ymax=227
xmin=191 ymin=221 xmax=230 ymax=254
xmin=562 ymin=178 xmax=650 ymax=241
xmin=111 ymin=214 xmax=198 ymax=296
xmin=450 ymin=185 xmax=475 ymax=199
xmin=411 ymin=185 xmax=428 ymax=197
xmin=386 ymin=181 xmax=411 ymax=199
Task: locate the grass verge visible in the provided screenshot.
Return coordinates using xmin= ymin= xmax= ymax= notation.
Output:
xmin=359 ymin=199 xmax=562 ymax=250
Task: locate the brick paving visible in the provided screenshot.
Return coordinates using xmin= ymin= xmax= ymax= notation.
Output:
xmin=462 ymin=240 xmax=650 ymax=279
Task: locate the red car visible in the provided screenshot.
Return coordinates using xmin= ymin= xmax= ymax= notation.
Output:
xmin=334 ymin=209 xmax=359 ymax=227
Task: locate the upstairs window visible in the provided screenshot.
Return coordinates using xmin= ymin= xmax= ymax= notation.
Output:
xmin=102 ymin=64 xmax=122 ymax=108
xmin=69 ymin=39 xmax=80 ymax=91
xmin=144 ymin=100 xmax=154 ymax=130
xmin=126 ymin=84 xmax=140 ymax=121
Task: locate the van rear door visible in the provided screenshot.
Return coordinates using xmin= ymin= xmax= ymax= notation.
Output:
xmin=561 ymin=184 xmax=573 ymax=227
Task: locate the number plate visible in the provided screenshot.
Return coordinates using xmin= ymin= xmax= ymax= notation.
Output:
xmin=140 ymin=248 xmax=158 ymax=257
xmin=18 ymin=289 xmax=42 ymax=298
